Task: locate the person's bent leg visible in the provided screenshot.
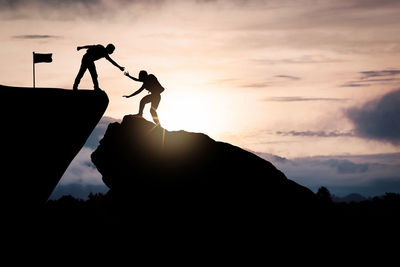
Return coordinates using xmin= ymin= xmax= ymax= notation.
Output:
xmin=150 ymin=94 xmax=161 ymax=125
xmin=137 ymin=94 xmax=153 ymax=117
xmin=150 ymin=107 xmax=160 ymax=126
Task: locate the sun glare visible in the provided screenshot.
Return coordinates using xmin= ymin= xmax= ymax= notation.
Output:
xmin=158 ymin=90 xmax=225 ymax=136
xmin=161 ymin=93 xmax=213 ymax=132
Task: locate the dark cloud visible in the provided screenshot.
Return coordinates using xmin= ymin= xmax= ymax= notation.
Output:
xmin=341 ymin=70 xmax=400 ymax=87
xmin=0 ymin=0 xmax=110 ymax=20
xmin=347 ymin=89 xmax=400 ymax=145
xmin=0 ymin=0 xmax=168 ymax=10
xmin=360 ymin=70 xmax=400 ymax=79
xmin=349 ymin=0 xmax=400 ymax=8
xmin=340 ymin=82 xmax=371 ymax=87
xmin=324 ymin=159 xmax=369 ymax=174
xmin=276 ymin=130 xmax=353 ymax=137
xmin=363 ymin=78 xmax=400 ymax=83
xmin=0 ymin=0 xmax=170 ymax=20
xmin=264 ymin=96 xmax=347 ymax=102
xmin=242 ymin=82 xmax=270 ymax=88
xmin=274 ymin=75 xmax=300 ymax=80
xmin=0 ymin=0 xmax=101 ymax=8
xmin=12 ymin=34 xmax=59 ymax=39
xmin=257 ymin=152 xmax=400 ymax=197
xmin=7 ymin=0 xmax=391 ymax=11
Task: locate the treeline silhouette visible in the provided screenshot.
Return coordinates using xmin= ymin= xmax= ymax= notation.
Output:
xmin=315 ymin=187 xmax=400 ymax=217
xmin=39 ymin=187 xmax=400 ymax=229
xmin=316 ymin=187 xmax=400 ymax=218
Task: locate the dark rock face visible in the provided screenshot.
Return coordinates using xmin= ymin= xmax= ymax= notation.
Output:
xmin=0 ymin=85 xmax=108 ymax=210
xmin=92 ymin=115 xmax=316 ymax=219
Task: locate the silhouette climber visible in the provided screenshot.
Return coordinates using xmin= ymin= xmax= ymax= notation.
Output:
xmin=123 ymin=70 xmax=165 ymax=126
xmin=73 ymin=43 xmax=124 ymax=91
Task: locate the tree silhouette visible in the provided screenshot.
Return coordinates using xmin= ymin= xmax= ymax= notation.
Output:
xmin=316 ymin=186 xmax=333 ymax=204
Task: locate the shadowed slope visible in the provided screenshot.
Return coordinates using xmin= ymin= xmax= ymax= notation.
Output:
xmin=0 ymin=85 xmax=108 ymax=210
xmin=91 ymin=115 xmax=317 ymax=220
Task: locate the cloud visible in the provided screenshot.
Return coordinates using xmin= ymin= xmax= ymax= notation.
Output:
xmin=0 ymin=0 xmax=168 ymax=12
xmin=341 ymin=70 xmax=400 ymax=87
xmin=349 ymin=0 xmax=400 ymax=8
xmin=12 ymin=34 xmax=59 ymax=39
xmin=276 ymin=130 xmax=354 ymax=137
xmin=347 ymin=89 xmax=400 ymax=145
xmin=238 ymin=75 xmax=300 ymax=89
xmin=360 ymin=70 xmax=400 ymax=79
xmin=324 ymin=159 xmax=369 ymax=174
xmin=274 ymin=75 xmax=300 ymax=81
xmin=241 ymin=82 xmax=270 ymax=88
xmin=257 ymin=152 xmax=400 ymax=197
xmin=264 ymin=96 xmax=347 ymax=102
xmin=340 ymin=82 xmax=371 ymax=88
xmin=0 ymin=0 xmax=110 ymax=20
xmin=253 ymin=55 xmax=342 ymax=65
xmin=58 ymin=147 xmax=102 ymax=185
xmin=0 ymin=0 xmax=101 ymax=8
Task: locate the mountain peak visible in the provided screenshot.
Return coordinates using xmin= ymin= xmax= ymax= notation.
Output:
xmin=91 ymin=115 xmax=317 ymax=219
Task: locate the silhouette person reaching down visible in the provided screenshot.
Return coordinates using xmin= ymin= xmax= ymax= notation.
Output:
xmin=123 ymin=70 xmax=165 ymax=126
xmin=73 ymin=43 xmax=124 ymax=91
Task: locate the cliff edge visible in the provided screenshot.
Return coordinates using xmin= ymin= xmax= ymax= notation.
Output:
xmin=0 ymin=85 xmax=108 ymax=210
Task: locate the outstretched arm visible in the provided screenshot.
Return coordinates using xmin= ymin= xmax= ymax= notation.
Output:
xmin=105 ymin=55 xmax=125 ymax=71
xmin=123 ymin=85 xmax=145 ymax=98
xmin=77 ymin=45 xmax=95 ymax=51
xmin=124 ymin=72 xmax=140 ymax=82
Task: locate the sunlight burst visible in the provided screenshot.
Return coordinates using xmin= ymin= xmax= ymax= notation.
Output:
xmin=159 ymin=90 xmax=223 ymax=136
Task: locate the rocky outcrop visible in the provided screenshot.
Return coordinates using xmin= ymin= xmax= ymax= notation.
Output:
xmin=0 ymin=85 xmax=108 ymax=210
xmin=91 ymin=115 xmax=317 ymax=219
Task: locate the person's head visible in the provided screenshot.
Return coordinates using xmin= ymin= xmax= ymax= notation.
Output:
xmin=106 ymin=43 xmax=115 ymax=54
xmin=138 ymin=70 xmax=148 ymax=81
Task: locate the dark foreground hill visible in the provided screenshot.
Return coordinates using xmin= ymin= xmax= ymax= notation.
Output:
xmin=91 ymin=115 xmax=317 ymax=223
xmin=0 ymin=85 xmax=108 ymax=213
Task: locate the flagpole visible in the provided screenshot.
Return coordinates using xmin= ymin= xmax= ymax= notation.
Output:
xmin=33 ymin=52 xmax=35 ymax=88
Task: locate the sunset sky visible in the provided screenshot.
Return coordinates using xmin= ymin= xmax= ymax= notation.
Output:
xmin=1 ymin=0 xmax=399 ymax=197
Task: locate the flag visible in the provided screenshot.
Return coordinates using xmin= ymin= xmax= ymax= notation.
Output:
xmin=33 ymin=52 xmax=52 ymax=63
